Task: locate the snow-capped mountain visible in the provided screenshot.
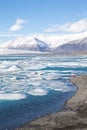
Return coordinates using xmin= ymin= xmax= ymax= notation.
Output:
xmin=55 ymin=37 xmax=87 ymax=53
xmin=0 ymin=32 xmax=87 ymax=53
xmin=0 ymin=36 xmax=50 ymax=52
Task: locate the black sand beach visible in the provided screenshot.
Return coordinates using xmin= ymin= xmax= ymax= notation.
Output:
xmin=16 ymin=75 xmax=87 ymax=130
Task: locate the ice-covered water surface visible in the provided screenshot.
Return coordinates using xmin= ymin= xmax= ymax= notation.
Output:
xmin=0 ymin=54 xmax=87 ymax=130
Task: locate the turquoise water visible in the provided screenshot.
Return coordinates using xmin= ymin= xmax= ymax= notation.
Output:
xmin=0 ymin=54 xmax=87 ymax=130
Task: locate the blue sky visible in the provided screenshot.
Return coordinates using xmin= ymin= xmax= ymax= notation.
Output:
xmin=0 ymin=0 xmax=87 ymax=42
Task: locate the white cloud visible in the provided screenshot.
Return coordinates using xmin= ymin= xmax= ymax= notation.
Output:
xmin=9 ymin=18 xmax=27 ymax=32
xmin=45 ymin=18 xmax=87 ymax=33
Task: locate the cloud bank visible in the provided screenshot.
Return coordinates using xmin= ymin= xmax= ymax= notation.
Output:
xmin=45 ymin=18 xmax=87 ymax=33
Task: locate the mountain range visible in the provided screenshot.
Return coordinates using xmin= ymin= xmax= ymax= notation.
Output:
xmin=0 ymin=34 xmax=87 ymax=53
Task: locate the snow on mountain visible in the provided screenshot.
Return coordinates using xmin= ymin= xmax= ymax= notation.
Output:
xmin=0 ymin=32 xmax=87 ymax=53
xmin=32 ymin=32 xmax=87 ymax=48
xmin=55 ymin=37 xmax=87 ymax=53
xmin=0 ymin=36 xmax=50 ymax=52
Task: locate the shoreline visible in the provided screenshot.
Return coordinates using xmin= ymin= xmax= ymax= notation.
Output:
xmin=16 ymin=75 xmax=87 ymax=130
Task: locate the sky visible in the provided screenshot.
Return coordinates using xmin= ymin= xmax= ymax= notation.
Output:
xmin=0 ymin=0 xmax=87 ymax=43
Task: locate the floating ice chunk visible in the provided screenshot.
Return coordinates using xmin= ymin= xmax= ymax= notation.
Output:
xmin=7 ymin=65 xmax=20 ymax=72
xmin=11 ymin=76 xmax=17 ymax=80
xmin=28 ymin=88 xmax=48 ymax=96
xmin=0 ymin=93 xmax=26 ymax=100
xmin=52 ymin=85 xmax=71 ymax=92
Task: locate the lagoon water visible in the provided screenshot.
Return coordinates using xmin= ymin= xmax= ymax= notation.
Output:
xmin=0 ymin=54 xmax=87 ymax=130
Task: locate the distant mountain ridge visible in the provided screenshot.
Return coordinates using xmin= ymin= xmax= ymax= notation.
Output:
xmin=55 ymin=37 xmax=87 ymax=53
xmin=0 ymin=34 xmax=87 ymax=53
xmin=0 ymin=37 xmax=50 ymax=52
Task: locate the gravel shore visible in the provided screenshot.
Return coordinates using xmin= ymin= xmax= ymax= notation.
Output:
xmin=16 ymin=75 xmax=87 ymax=130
